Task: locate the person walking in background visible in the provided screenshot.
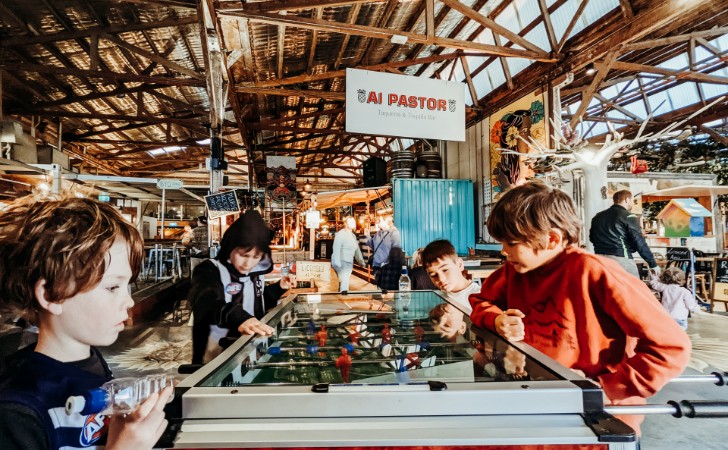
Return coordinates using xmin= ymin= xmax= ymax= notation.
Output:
xmin=331 ymin=216 xmax=365 ymax=293
xmin=649 ymin=267 xmax=699 ymax=330
xmin=187 ymin=215 xmax=210 ymax=272
xmin=366 ymin=215 xmax=400 ymax=275
xmin=590 ymin=190 xmax=659 ymax=278
xmin=375 ymin=247 xmax=408 ymax=291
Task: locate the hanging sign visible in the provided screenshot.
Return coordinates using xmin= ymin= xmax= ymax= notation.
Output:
xmin=306 ymin=210 xmax=321 ymax=229
xmin=156 ymin=178 xmax=184 ymax=190
xmin=205 ymin=190 xmax=240 ymax=219
xmin=345 ymin=68 xmax=465 ymax=141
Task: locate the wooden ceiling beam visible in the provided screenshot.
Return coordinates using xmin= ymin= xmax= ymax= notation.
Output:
xmin=19 ymin=109 xmax=206 ymax=125
xmin=556 ymin=0 xmax=589 ymax=53
xmin=622 ymin=26 xmax=728 ymax=52
xmin=0 ymin=63 xmax=206 ymax=87
xmin=0 ymin=16 xmax=198 ymax=48
xmin=250 ymin=53 xmax=463 ymax=88
xmin=221 ymin=10 xmax=556 ymax=62
xmin=569 ymin=49 xmax=620 ymax=128
xmin=611 ymin=60 xmax=728 ymax=85
xmin=439 ymin=0 xmax=545 ymax=54
xmin=220 ymin=0 xmax=373 ymax=13
xmin=235 ymin=86 xmax=345 ymax=101
xmin=101 ymin=34 xmax=203 ymax=79
xmin=536 ymin=0 xmax=558 ymax=52
xmin=251 ymin=108 xmax=345 ymax=128
xmin=255 ymin=125 xmax=345 ymax=134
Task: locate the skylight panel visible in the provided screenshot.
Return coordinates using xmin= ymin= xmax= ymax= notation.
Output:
xmin=147 ymin=146 xmax=185 ymax=157
xmin=506 ymin=57 xmax=530 ymax=77
xmin=694 ymin=45 xmax=713 ymax=63
xmin=472 ymin=67 xmax=494 ymax=98
xmin=551 ymin=0 xmax=581 ymax=43
xmin=710 ymin=34 xmax=728 ymax=52
xmin=485 ymin=62 xmax=507 ymax=89
xmin=494 ymin=2 xmax=518 ymax=31
xmin=701 ymin=83 xmax=727 ymax=101
xmin=524 ymin=22 xmax=550 ymax=52
xmin=582 ymin=0 xmax=619 ymax=24
xmin=474 ymin=28 xmax=495 ymax=46
xmin=514 ymin=0 xmax=540 ymax=27
xmin=646 ymin=90 xmax=672 ymax=114
xmin=621 ymin=100 xmax=648 ymax=119
xmin=657 ymin=54 xmax=689 ymax=71
xmin=464 ymin=84 xmax=474 ymax=106
xmin=664 ymin=83 xmax=699 ymax=109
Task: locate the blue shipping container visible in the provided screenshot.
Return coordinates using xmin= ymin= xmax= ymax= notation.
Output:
xmin=393 ymin=178 xmax=475 ymax=256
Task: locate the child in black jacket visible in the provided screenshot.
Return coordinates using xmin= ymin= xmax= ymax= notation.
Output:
xmin=188 ymin=210 xmax=296 ymax=364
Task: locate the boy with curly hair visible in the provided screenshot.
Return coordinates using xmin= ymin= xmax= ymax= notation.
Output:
xmin=0 ymin=197 xmax=172 ymax=449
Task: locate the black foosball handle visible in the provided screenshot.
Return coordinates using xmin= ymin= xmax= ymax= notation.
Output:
xmin=178 ymin=364 xmax=203 ymax=374
xmin=669 ymin=400 xmax=728 ymax=418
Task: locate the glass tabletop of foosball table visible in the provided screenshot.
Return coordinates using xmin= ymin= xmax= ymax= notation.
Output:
xmin=198 ymin=291 xmax=561 ymax=387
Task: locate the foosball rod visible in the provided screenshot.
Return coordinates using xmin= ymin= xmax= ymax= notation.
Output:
xmin=605 ymin=400 xmax=728 ymax=418
xmin=249 ymin=357 xmax=472 ymax=368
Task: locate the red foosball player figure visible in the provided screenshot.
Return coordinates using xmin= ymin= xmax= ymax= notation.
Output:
xmin=414 ymin=323 xmax=425 ymax=343
xmin=381 ymin=323 xmax=392 ymax=345
xmin=314 ymin=325 xmax=328 ymax=347
xmin=348 ymin=329 xmax=360 ymax=345
xmin=336 ymin=348 xmax=353 ymax=383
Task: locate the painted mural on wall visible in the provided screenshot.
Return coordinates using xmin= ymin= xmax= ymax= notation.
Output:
xmin=488 ymin=92 xmax=548 ymax=199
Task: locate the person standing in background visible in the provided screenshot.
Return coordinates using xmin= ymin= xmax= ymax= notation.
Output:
xmin=331 ymin=217 xmax=365 ymax=293
xmin=188 ymin=216 xmax=209 ymax=272
xmin=590 ymin=190 xmax=659 ymax=278
xmin=366 ymin=215 xmax=401 ymax=275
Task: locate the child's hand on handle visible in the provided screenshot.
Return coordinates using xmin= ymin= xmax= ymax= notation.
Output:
xmin=494 ymin=309 xmax=525 ymax=341
xmin=106 ymin=385 xmax=173 ymax=450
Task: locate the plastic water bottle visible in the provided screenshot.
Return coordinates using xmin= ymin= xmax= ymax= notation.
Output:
xmin=65 ymin=374 xmax=173 ymax=416
xmin=399 ymin=265 xmax=411 ymax=301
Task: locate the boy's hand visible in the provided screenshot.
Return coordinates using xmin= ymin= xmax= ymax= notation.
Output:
xmin=105 ymin=385 xmax=172 ymax=450
xmin=280 ymin=274 xmax=297 ymax=290
xmin=238 ymin=317 xmax=274 ymax=336
xmin=494 ymin=309 xmax=525 ymax=341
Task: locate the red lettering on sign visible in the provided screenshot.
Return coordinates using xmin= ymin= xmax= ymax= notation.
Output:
xmin=398 ymin=95 xmax=409 ymax=107
xmin=388 ymin=94 xmax=398 ymax=105
xmin=408 ymin=95 xmax=418 ymax=108
xmin=438 ymin=99 xmax=447 ymax=111
xmin=367 ymin=91 xmax=380 ymax=104
xmin=427 ymin=98 xmax=437 ymax=110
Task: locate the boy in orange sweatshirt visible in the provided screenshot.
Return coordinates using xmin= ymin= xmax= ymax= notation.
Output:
xmin=469 ymin=180 xmax=690 ymax=432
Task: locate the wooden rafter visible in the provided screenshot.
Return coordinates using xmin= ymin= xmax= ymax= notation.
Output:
xmin=622 ymin=26 xmax=728 ymax=52
xmin=556 ymin=0 xmax=589 ymax=53
xmin=220 ymin=10 xmax=556 ymax=62
xmin=219 ymin=0 xmax=374 ymax=13
xmin=101 ymin=34 xmax=203 ymax=79
xmin=439 ymin=0 xmax=545 ymax=54
xmin=235 ymin=86 xmax=345 ymax=101
xmin=569 ymin=49 xmax=620 ymax=128
xmin=1 ymin=63 xmax=206 ymax=87
xmin=610 ymin=61 xmax=728 ymax=85
xmin=537 ymin=0 xmax=558 ymax=52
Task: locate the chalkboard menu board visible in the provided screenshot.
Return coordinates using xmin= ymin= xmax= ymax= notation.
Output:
xmin=666 ymin=247 xmax=691 ymax=261
xmin=713 ymin=258 xmax=728 ymax=303
xmin=205 ymin=190 xmax=240 ymax=219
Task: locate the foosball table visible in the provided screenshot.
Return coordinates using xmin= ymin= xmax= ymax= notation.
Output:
xmin=167 ymin=290 xmax=644 ymax=449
